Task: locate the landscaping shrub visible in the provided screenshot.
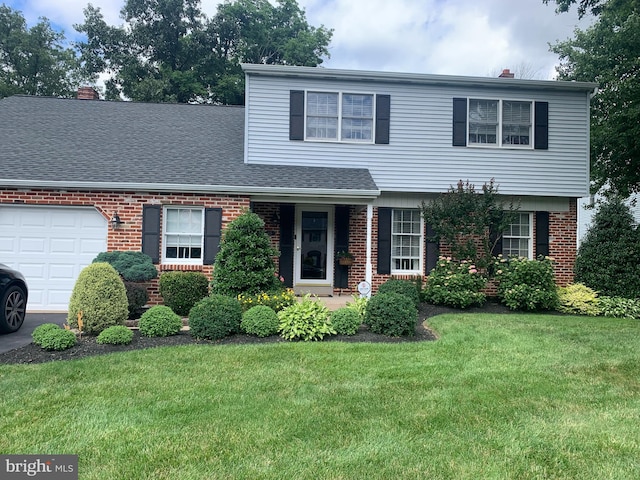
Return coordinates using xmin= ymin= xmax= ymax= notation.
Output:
xmin=37 ymin=327 xmax=77 ymax=351
xmin=495 ymin=256 xmax=558 ymax=311
xmin=575 ymin=197 xmax=640 ymax=299
xmin=364 ymin=292 xmax=417 ymax=337
xmin=423 ymin=257 xmax=486 ymax=308
xmin=557 ymin=283 xmax=602 ymax=316
xmin=598 ymin=296 xmax=640 ymax=319
xmin=278 ymin=294 xmax=335 ymax=341
xmin=124 ymin=281 xmax=148 ymax=319
xmin=189 ymin=294 xmax=243 ymax=340
xmin=67 ymin=262 xmax=129 ymax=334
xmin=139 ymin=305 xmax=183 ymax=337
xmin=377 ymin=278 xmax=421 ymax=308
xmin=32 ymin=323 xmax=62 ymax=346
xmin=96 ymin=325 xmax=134 ymax=345
xmin=93 ymin=251 xmax=157 ymax=282
xmin=241 ymin=305 xmax=279 ymax=337
xmin=211 ymin=211 xmax=282 ymax=296
xmin=330 ymin=307 xmax=361 ymax=336
xmin=346 ymin=294 xmax=368 ymax=321
xmin=159 ymin=271 xmax=209 ymax=317
xmin=238 ymin=289 xmax=296 ymax=313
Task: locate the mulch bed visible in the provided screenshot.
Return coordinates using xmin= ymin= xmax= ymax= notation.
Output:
xmin=0 ymin=302 xmax=512 ymax=365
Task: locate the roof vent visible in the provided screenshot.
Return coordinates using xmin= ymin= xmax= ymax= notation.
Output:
xmin=77 ymin=87 xmax=100 ymax=100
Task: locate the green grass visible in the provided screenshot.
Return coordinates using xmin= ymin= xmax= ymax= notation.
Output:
xmin=1 ymin=313 xmax=640 ymax=479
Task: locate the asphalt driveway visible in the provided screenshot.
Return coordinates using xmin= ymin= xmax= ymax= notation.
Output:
xmin=0 ymin=313 xmax=68 ymax=354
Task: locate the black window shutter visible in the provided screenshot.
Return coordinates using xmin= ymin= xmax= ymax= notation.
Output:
xmin=203 ymin=208 xmax=222 ymax=265
xmin=334 ymin=206 xmax=350 ymax=289
xmin=452 ymin=98 xmax=467 ymax=146
xmin=534 ymin=102 xmax=549 ymax=150
xmin=375 ymin=94 xmax=390 ymax=144
xmin=377 ymin=207 xmax=392 ymax=275
xmin=290 ymin=90 xmax=305 ymax=141
xmin=425 ymin=223 xmax=439 ymax=275
xmin=279 ymin=205 xmax=295 ymax=287
xmin=535 ymin=211 xmax=550 ymax=257
xmin=142 ymin=205 xmax=161 ymax=264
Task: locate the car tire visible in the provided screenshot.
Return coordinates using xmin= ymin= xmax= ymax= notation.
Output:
xmin=0 ymin=285 xmax=27 ymax=334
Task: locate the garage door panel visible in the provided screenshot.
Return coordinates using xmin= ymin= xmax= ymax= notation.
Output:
xmin=0 ymin=237 xmax=14 ymax=254
xmin=49 ymin=263 xmax=77 ymax=280
xmin=50 ymin=238 xmax=77 ymax=254
xmin=19 ymin=237 xmax=47 ymax=254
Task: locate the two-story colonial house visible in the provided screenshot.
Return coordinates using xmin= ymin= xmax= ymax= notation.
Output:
xmin=0 ymin=65 xmax=596 ymax=311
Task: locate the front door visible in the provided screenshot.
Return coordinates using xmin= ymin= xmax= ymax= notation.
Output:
xmin=294 ymin=206 xmax=334 ymax=290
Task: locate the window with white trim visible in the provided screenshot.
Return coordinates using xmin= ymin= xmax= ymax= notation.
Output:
xmin=502 ymin=212 xmax=533 ymax=258
xmin=468 ymin=99 xmax=532 ymax=147
xmin=163 ymin=207 xmax=204 ymax=264
xmin=306 ymin=91 xmax=374 ymax=142
xmin=391 ymin=209 xmax=422 ymax=272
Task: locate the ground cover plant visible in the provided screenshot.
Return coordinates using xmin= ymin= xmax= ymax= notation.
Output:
xmin=1 ymin=313 xmax=639 ymax=479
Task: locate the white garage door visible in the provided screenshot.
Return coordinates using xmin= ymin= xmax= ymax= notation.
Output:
xmin=0 ymin=206 xmax=108 ymax=312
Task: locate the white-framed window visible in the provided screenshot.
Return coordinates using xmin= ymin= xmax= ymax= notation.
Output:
xmin=391 ymin=209 xmax=422 ymax=272
xmin=468 ymin=98 xmax=532 ymax=148
xmin=502 ymin=212 xmax=533 ymax=258
xmin=163 ymin=207 xmax=204 ymax=264
xmin=306 ymin=91 xmax=374 ymax=142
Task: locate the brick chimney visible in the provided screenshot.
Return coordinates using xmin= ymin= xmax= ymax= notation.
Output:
xmin=77 ymin=87 xmax=100 ymax=100
xmin=498 ymin=69 xmax=515 ymax=79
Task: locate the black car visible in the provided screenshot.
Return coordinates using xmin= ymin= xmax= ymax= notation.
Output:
xmin=0 ymin=264 xmax=28 ymax=334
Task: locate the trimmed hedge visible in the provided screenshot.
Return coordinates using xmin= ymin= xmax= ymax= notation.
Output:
xmin=138 ymin=305 xmax=183 ymax=337
xmin=364 ymin=292 xmax=417 ymax=337
xmin=159 ymin=271 xmax=209 ymax=316
xmin=189 ymin=295 xmax=243 ymax=340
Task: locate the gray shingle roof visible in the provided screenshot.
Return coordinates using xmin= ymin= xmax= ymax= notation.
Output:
xmin=0 ymin=95 xmax=378 ymax=198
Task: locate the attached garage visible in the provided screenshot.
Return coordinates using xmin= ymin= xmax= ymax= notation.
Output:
xmin=0 ymin=206 xmax=107 ymax=312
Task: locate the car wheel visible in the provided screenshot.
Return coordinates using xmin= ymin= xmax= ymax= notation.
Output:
xmin=0 ymin=285 xmax=27 ymax=333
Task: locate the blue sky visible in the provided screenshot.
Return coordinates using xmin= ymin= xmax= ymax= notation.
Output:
xmin=4 ymin=0 xmax=592 ymax=79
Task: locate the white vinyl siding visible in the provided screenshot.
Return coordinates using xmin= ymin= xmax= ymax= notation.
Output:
xmin=391 ymin=209 xmax=422 ymax=273
xmin=503 ymin=212 xmax=533 ymax=258
xmin=163 ymin=207 xmax=204 ymax=264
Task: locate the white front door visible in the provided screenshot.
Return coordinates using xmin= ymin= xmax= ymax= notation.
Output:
xmin=294 ymin=206 xmax=334 ymax=288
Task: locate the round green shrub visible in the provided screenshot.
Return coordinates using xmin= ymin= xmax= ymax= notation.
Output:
xmin=124 ymin=281 xmax=148 ymax=319
xmin=241 ymin=305 xmax=279 ymax=337
xmin=277 ymin=295 xmax=335 ymax=341
xmin=364 ymin=292 xmax=417 ymax=337
xmin=93 ymin=251 xmax=158 ymax=282
xmin=495 ymin=256 xmax=558 ymax=311
xmin=377 ymin=279 xmax=421 ymax=308
xmin=38 ymin=328 xmax=77 ymax=351
xmin=96 ymin=325 xmax=134 ymax=345
xmin=557 ymin=283 xmax=602 ymax=316
xmin=32 ymin=323 xmax=63 ymax=346
xmin=331 ymin=307 xmax=361 ymax=336
xmin=159 ymin=271 xmax=209 ymax=317
xmin=189 ymin=294 xmax=242 ymax=340
xmin=139 ymin=305 xmax=183 ymax=337
xmin=67 ymin=263 xmax=129 ymax=334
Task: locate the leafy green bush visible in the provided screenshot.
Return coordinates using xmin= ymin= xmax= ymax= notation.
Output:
xmin=557 ymin=283 xmax=602 ymax=316
xmin=423 ymin=257 xmax=486 ymax=308
xmin=67 ymin=262 xmax=129 ymax=334
xmin=330 ymin=307 xmax=361 ymax=336
xmin=364 ymin=292 xmax=417 ymax=337
xmin=238 ymin=289 xmax=296 ymax=313
xmin=278 ymin=294 xmax=335 ymax=341
xmin=139 ymin=305 xmax=183 ymax=337
xmin=124 ymin=281 xmax=148 ymax=319
xmin=598 ymin=296 xmax=640 ymax=319
xmin=32 ymin=323 xmax=63 ymax=346
xmin=377 ymin=279 xmax=421 ymax=308
xmin=241 ymin=305 xmax=279 ymax=337
xmin=346 ymin=294 xmax=368 ymax=321
xmin=159 ymin=271 xmax=209 ymax=317
xmin=189 ymin=294 xmax=243 ymax=340
xmin=96 ymin=325 xmax=134 ymax=345
xmin=211 ymin=211 xmax=282 ymax=296
xmin=495 ymin=256 xmax=558 ymax=311
xmin=93 ymin=251 xmax=157 ymax=282
xmin=37 ymin=327 xmax=77 ymax=351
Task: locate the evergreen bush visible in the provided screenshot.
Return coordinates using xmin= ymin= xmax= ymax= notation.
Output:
xmin=67 ymin=263 xmax=129 ymax=334
xmin=557 ymin=283 xmax=602 ymax=316
xmin=139 ymin=305 xmax=183 ymax=337
xmin=92 ymin=251 xmax=157 ymax=282
xmin=241 ymin=305 xmax=279 ymax=337
xmin=364 ymin=292 xmax=417 ymax=337
xmin=159 ymin=271 xmax=209 ymax=316
xmin=377 ymin=278 xmax=421 ymax=308
xmin=32 ymin=323 xmax=62 ymax=346
xmin=37 ymin=327 xmax=77 ymax=351
xmin=330 ymin=307 xmax=361 ymax=336
xmin=189 ymin=294 xmax=242 ymax=340
xmin=96 ymin=325 xmax=134 ymax=345
xmin=124 ymin=281 xmax=148 ymax=319
xmin=278 ymin=294 xmax=334 ymax=341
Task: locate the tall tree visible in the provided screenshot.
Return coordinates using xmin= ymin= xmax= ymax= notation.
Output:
xmin=547 ymin=0 xmax=640 ymax=196
xmin=75 ymin=0 xmax=333 ymax=104
xmin=0 ymin=5 xmax=82 ymax=99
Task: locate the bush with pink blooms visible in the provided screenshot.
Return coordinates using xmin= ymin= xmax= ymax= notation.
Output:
xmin=423 ymin=257 xmax=486 ymax=308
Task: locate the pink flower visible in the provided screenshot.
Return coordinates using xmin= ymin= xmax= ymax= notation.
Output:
xmin=469 ymin=268 xmax=477 ymax=274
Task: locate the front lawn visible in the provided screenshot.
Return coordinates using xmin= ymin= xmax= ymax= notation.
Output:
xmin=1 ymin=313 xmax=639 ymax=479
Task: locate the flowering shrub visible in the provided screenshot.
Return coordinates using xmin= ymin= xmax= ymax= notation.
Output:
xmin=423 ymin=257 xmax=486 ymax=308
xmin=495 ymin=255 xmax=558 ymax=311
xmin=238 ymin=289 xmax=296 ymax=313
xmin=557 ymin=283 xmax=602 ymax=316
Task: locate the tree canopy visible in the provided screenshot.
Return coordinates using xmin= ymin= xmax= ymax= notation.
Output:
xmin=75 ymin=0 xmax=333 ymax=104
xmin=548 ymin=0 xmax=640 ymax=197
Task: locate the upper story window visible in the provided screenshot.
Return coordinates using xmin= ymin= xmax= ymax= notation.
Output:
xmin=502 ymin=212 xmax=533 ymax=259
xmin=391 ymin=209 xmax=422 ymax=273
xmin=468 ymin=99 xmax=532 ymax=147
xmin=306 ymin=91 xmax=374 ymax=142
xmin=163 ymin=207 xmax=204 ymax=264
